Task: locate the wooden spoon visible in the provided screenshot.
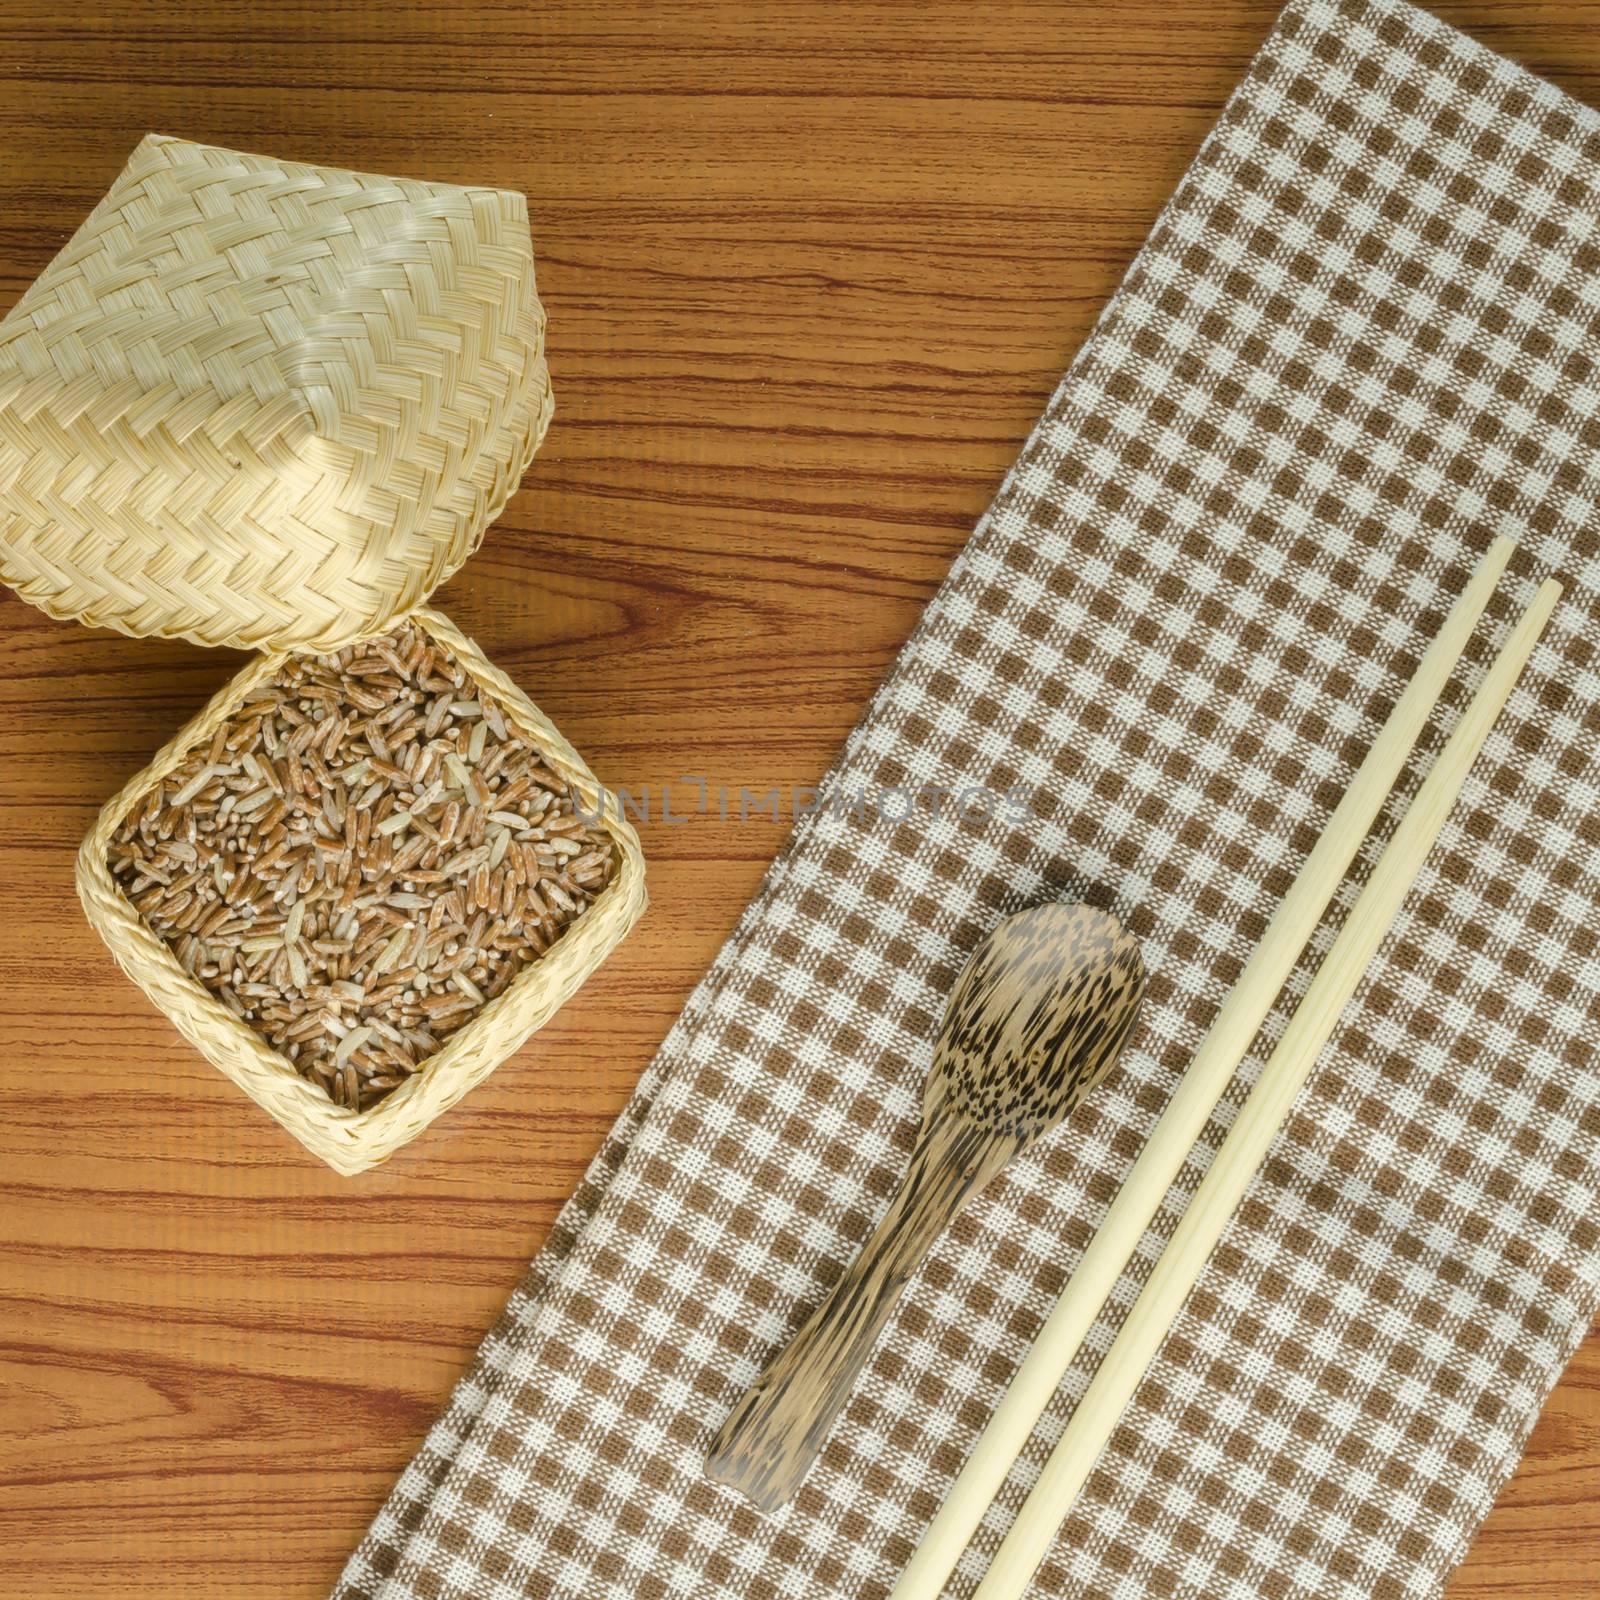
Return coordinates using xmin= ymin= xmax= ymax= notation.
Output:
xmin=705 ymin=900 xmax=1145 ymax=1511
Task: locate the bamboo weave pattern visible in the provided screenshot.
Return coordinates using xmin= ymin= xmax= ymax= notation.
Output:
xmin=0 ymin=133 xmax=552 ymax=652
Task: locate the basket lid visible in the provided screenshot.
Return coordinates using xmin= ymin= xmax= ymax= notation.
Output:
xmin=0 ymin=133 xmax=552 ymax=652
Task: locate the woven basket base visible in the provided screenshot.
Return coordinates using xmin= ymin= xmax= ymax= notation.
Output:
xmin=75 ymin=607 xmax=646 ymax=1175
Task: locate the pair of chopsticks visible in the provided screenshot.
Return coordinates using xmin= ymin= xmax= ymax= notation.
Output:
xmin=889 ymin=535 xmax=1561 ymax=1600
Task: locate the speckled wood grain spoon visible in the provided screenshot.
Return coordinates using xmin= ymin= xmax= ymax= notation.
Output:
xmin=706 ymin=900 xmax=1145 ymax=1512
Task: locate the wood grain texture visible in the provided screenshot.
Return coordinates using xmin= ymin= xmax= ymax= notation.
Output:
xmin=0 ymin=3 xmax=1595 ymax=1595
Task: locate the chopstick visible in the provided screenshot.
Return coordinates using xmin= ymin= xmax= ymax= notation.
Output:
xmin=966 ymin=575 xmax=1561 ymax=1600
xmin=886 ymin=536 xmax=1515 ymax=1600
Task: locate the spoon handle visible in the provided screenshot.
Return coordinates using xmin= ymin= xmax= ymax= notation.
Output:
xmin=706 ymin=1113 xmax=1022 ymax=1511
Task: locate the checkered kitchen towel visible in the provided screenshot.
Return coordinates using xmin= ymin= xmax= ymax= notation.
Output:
xmin=337 ymin=2 xmax=1600 ymax=1596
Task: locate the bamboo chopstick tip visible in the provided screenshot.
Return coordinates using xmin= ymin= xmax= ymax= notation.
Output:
xmin=1506 ymin=576 xmax=1562 ymax=646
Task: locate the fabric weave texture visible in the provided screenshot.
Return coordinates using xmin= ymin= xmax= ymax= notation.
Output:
xmin=336 ymin=2 xmax=1600 ymax=1594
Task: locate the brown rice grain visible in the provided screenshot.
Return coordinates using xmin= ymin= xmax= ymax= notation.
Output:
xmin=106 ymin=620 xmax=616 ymax=1112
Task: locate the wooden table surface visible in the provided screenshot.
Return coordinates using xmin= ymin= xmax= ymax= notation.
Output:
xmin=2 ymin=3 xmax=1596 ymax=1595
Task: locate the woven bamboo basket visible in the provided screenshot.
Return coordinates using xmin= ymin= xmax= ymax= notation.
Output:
xmin=0 ymin=134 xmax=646 ymax=1173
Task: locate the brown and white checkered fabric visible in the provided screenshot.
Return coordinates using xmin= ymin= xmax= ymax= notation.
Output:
xmin=336 ymin=2 xmax=1600 ymax=1595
